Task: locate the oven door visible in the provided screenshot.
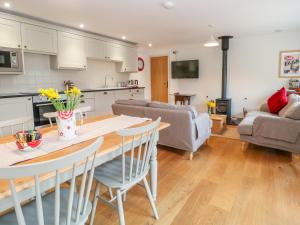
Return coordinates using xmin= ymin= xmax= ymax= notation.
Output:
xmin=33 ymin=102 xmax=56 ymax=127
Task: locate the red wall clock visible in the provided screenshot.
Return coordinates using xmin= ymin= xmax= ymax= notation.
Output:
xmin=138 ymin=57 xmax=144 ymax=72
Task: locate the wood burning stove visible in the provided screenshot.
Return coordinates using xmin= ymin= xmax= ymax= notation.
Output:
xmin=216 ymin=36 xmax=233 ymax=124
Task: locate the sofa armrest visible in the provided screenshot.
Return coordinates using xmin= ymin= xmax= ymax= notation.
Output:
xmin=193 ymin=113 xmax=212 ymax=140
xmin=253 ymin=115 xmax=300 ymax=143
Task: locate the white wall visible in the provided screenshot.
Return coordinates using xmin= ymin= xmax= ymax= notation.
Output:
xmin=129 ymin=51 xmax=151 ymax=99
xmin=141 ymin=31 xmax=300 ymax=116
xmin=0 ymin=53 xmax=130 ymax=93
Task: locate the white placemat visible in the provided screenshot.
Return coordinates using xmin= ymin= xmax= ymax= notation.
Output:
xmin=0 ymin=115 xmax=150 ymax=167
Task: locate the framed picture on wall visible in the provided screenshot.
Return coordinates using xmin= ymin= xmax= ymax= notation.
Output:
xmin=279 ymin=50 xmax=300 ymax=78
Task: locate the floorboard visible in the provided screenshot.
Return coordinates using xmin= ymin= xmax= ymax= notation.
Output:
xmin=91 ymin=136 xmax=300 ymax=225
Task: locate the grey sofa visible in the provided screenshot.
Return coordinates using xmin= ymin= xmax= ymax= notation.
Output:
xmin=112 ymin=99 xmax=212 ymax=159
xmin=238 ymin=94 xmax=300 ymax=153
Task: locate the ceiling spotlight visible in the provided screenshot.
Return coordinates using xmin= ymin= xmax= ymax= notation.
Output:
xmin=162 ymin=1 xmax=174 ymax=9
xmin=121 ymin=36 xmax=126 ymax=40
xmin=204 ymin=35 xmax=219 ymax=47
xmin=4 ymin=2 xmax=10 ymax=8
xmin=148 ymin=43 xmax=152 ymax=47
xmin=79 ymin=23 xmax=84 ymax=29
xmin=204 ymin=25 xmax=219 ymax=47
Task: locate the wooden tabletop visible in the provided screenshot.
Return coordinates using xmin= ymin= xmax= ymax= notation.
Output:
xmin=0 ymin=114 xmax=169 ymax=201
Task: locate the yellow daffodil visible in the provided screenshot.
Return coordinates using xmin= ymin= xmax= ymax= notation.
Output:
xmin=72 ymin=86 xmax=81 ymax=95
xmin=38 ymin=86 xmax=82 ymax=111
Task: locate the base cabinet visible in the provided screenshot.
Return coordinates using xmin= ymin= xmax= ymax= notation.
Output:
xmin=0 ymin=97 xmax=34 ymax=135
xmin=93 ymin=89 xmax=145 ymax=116
xmin=95 ymin=91 xmax=115 ymax=115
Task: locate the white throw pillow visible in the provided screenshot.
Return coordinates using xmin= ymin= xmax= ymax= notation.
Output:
xmin=285 ymin=102 xmax=300 ymax=120
xmin=279 ymin=94 xmax=300 ymax=117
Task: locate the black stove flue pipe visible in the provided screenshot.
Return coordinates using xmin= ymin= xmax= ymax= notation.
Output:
xmin=218 ymin=36 xmax=233 ymax=99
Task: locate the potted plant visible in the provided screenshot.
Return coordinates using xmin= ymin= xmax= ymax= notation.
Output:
xmin=39 ymin=87 xmax=81 ymax=140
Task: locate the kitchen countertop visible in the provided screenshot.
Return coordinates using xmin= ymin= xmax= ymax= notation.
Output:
xmin=0 ymin=86 xmax=145 ymax=99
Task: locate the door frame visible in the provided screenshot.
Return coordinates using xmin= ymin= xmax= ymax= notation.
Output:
xmin=150 ymin=54 xmax=170 ymax=103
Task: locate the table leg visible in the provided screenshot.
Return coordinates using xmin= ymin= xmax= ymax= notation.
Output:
xmin=150 ymin=145 xmax=158 ymax=201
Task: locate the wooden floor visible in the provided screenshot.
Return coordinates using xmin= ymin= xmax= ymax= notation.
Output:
xmin=91 ymin=136 xmax=300 ymax=225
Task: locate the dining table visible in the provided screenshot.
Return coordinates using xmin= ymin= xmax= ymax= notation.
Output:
xmin=0 ymin=114 xmax=170 ymax=213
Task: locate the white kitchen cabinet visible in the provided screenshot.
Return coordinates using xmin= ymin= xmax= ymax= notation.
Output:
xmin=105 ymin=42 xmax=124 ymax=61
xmin=21 ymin=23 xmax=58 ymax=55
xmin=95 ymin=91 xmax=116 ymax=115
xmin=52 ymin=31 xmax=87 ymax=70
xmin=114 ymin=89 xmax=131 ymax=100
xmin=86 ymin=37 xmax=106 ymax=60
xmin=117 ymin=46 xmax=138 ymax=72
xmin=0 ymin=18 xmax=21 ymax=48
xmin=79 ymin=92 xmax=96 ymax=117
xmin=129 ymin=88 xmax=145 ymax=99
xmin=0 ymin=97 xmax=34 ymax=135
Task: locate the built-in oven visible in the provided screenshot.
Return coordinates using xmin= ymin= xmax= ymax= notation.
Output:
xmin=32 ymin=93 xmax=86 ymax=127
xmin=32 ymin=95 xmax=67 ymax=127
xmin=0 ymin=47 xmax=23 ymax=74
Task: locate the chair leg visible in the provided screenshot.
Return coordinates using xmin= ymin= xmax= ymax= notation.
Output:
xmin=143 ymin=178 xmax=159 ymax=220
xmin=116 ymin=189 xmax=126 ymax=225
xmin=185 ymin=152 xmax=193 ymax=160
xmin=108 ymin=187 xmax=114 ymax=200
xmin=122 ymin=191 xmax=127 ymax=202
xmin=90 ymin=182 xmax=100 ymax=225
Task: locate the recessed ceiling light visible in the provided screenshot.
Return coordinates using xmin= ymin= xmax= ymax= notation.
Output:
xmin=122 ymin=36 xmax=126 ymax=40
xmin=4 ymin=2 xmax=11 ymax=8
xmin=79 ymin=23 xmax=84 ymax=29
xmin=148 ymin=43 xmax=152 ymax=47
xmin=162 ymin=1 xmax=174 ymax=9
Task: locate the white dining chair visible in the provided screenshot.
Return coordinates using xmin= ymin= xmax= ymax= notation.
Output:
xmin=0 ymin=136 xmax=103 ymax=225
xmin=90 ymin=118 xmax=161 ymax=225
xmin=43 ymin=106 xmax=92 ymax=127
xmin=0 ymin=117 xmax=32 ymax=136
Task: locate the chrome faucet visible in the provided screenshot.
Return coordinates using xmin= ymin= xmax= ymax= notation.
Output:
xmin=104 ymin=75 xmax=109 ymax=88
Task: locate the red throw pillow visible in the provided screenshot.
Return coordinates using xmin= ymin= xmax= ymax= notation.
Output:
xmin=267 ymin=87 xmax=288 ymax=114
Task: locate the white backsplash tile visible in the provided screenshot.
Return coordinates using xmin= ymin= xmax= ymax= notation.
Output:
xmin=0 ymin=53 xmax=130 ymax=93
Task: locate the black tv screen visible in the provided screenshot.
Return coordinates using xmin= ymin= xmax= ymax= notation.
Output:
xmin=171 ymin=60 xmax=199 ymax=79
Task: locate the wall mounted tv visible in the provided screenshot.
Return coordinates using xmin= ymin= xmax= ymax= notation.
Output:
xmin=171 ymin=60 xmax=199 ymax=79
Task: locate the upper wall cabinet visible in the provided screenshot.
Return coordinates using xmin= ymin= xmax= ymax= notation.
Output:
xmin=0 ymin=18 xmax=21 ymax=48
xmin=53 ymin=31 xmax=87 ymax=70
xmin=105 ymin=42 xmax=124 ymax=61
xmin=21 ymin=24 xmax=57 ymax=55
xmin=86 ymin=37 xmax=106 ymax=60
xmin=117 ymin=46 xmax=138 ymax=73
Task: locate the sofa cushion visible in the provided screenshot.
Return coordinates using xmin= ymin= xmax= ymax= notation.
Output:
xmin=285 ymin=102 xmax=300 ymax=120
xmin=238 ymin=111 xmax=277 ymax=136
xmin=115 ymin=99 xmax=149 ymax=107
xmin=267 ymin=87 xmax=288 ymax=114
xmin=176 ymin=105 xmax=198 ymax=119
xmin=148 ymin=102 xmax=177 ymax=110
xmin=279 ymin=94 xmax=300 ymax=117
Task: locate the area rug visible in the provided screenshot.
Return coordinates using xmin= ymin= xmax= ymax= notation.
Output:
xmin=211 ymin=125 xmax=240 ymax=140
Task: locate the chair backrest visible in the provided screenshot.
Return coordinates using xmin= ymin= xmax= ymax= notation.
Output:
xmin=117 ymin=117 xmax=161 ymax=185
xmin=0 ymin=136 xmax=103 ymax=225
xmin=0 ymin=117 xmax=32 ymax=136
xmin=43 ymin=106 xmax=92 ymax=127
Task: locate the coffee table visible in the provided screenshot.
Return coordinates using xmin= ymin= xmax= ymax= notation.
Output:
xmin=210 ymin=114 xmax=227 ymax=134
